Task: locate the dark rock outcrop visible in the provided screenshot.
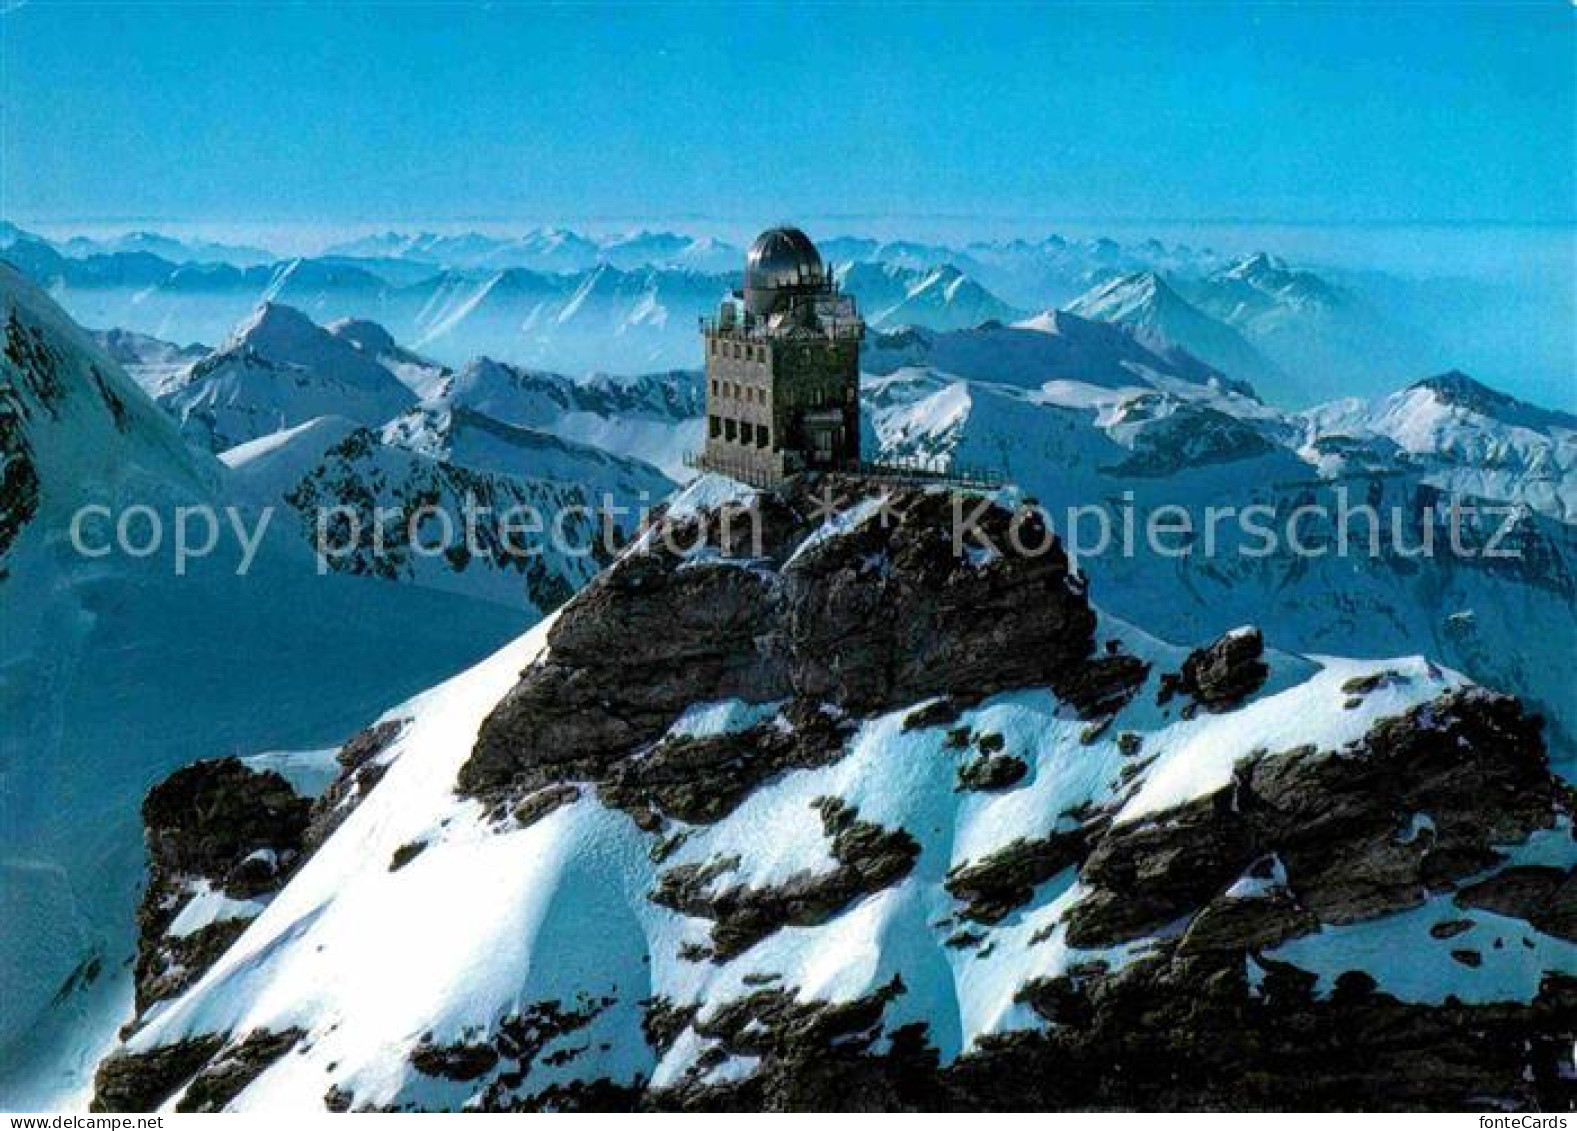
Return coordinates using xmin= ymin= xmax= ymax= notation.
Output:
xmin=651 ymin=798 xmax=920 ymax=960
xmin=1069 ymin=688 xmax=1556 ymax=948
xmin=945 ymin=823 xmax=1097 ymax=924
xmin=126 ymin=720 xmax=410 ymax=1036
xmin=956 ymin=751 xmax=1029 ymax=792
xmin=1456 ymin=865 xmax=1577 ymax=941
xmin=133 ymin=759 xmax=312 ymax=1017
xmin=598 ymin=701 xmax=852 ymax=824
xmin=410 ymin=1038 xmax=501 ymax=1082
xmin=303 ymin=717 xmax=408 ymax=850
xmin=460 ymin=479 xmax=1096 ymax=803
xmin=92 ymin=1035 xmax=226 ymax=1112
xmin=176 ymin=1029 xmax=305 ymax=1113
xmin=1159 ymin=627 xmax=1269 ymax=714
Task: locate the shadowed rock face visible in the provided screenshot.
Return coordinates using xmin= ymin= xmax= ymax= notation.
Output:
xmin=1069 ymin=688 xmax=1555 ymax=948
xmin=95 ymin=470 xmax=1577 ymax=1112
xmin=459 ymin=477 xmax=1097 ymax=800
xmin=124 ymin=720 xmax=410 ymax=1031
xmin=132 ymin=759 xmax=313 ymax=1016
xmin=1159 ymin=626 xmax=1269 ymax=714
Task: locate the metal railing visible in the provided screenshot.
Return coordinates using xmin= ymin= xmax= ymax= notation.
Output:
xmin=699 ymin=315 xmax=865 ymax=344
xmin=857 ymin=457 xmax=1004 ymax=491
xmin=684 ymin=449 xmax=783 ymax=489
xmin=684 ymin=449 xmax=1004 ymax=492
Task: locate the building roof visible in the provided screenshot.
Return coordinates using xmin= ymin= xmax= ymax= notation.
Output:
xmin=745 ymin=227 xmax=825 ymax=292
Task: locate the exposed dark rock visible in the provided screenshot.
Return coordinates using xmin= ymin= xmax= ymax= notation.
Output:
xmin=92 ymin=1035 xmax=226 ymax=1112
xmin=389 ymin=840 xmax=428 ymax=871
xmin=903 ymin=698 xmax=964 ymax=732
xmin=1160 ymin=627 xmax=1269 ymax=714
xmin=1070 ymin=790 xmax=1252 ymax=946
xmin=474 ymin=995 xmax=616 ymax=1110
xmin=1071 ymin=689 xmax=1555 ymax=949
xmin=136 ymin=919 xmax=252 ymax=1014
xmin=142 ymin=758 xmax=312 ymax=891
xmin=304 ymin=718 xmax=409 ymax=851
xmin=133 ymin=758 xmax=313 ymax=1018
xmin=1456 ymin=865 xmax=1577 ymax=941
xmin=641 ymin=996 xmax=699 ymax=1057
xmin=1178 ymin=890 xmax=1319 ymax=955
xmin=461 ymin=481 xmax=1096 ymax=803
xmin=1051 ymin=654 xmax=1150 ymax=720
xmin=1341 ymin=670 xmax=1410 ymax=697
xmin=652 ymin=977 xmax=943 ymax=1111
xmin=945 ymin=820 xmax=1098 ymax=924
xmin=410 ymin=1038 xmax=501 ymax=1082
xmin=651 ymin=798 xmax=920 ymax=959
xmin=178 ymin=1029 xmax=305 ymax=1112
xmin=599 ymin=702 xmax=852 ymax=824
xmin=962 ymin=950 xmax=1577 ymax=1111
xmin=1431 ymin=919 xmax=1476 ymax=939
xmin=512 ymin=784 xmax=581 ymax=828
xmin=956 ymin=752 xmax=1029 ymax=792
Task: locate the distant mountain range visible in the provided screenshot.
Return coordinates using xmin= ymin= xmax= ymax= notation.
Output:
xmin=4 ymin=264 xmax=1574 ymax=1108
xmin=1 ymin=220 xmax=1491 ymax=406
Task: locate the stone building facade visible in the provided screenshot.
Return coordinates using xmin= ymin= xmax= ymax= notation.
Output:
xmin=699 ymin=228 xmax=864 ymax=486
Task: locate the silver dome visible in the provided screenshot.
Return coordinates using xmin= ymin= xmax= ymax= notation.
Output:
xmin=745 ymin=227 xmax=825 ymax=292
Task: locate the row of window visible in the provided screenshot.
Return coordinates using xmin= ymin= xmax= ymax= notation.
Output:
xmin=709 ymin=415 xmax=771 ymax=448
xmin=709 ymin=379 xmax=857 ymax=409
xmin=711 ymin=378 xmax=768 ymax=404
xmin=710 ymin=338 xmax=767 ymax=362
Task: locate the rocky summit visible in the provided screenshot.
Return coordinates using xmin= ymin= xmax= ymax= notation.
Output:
xmin=90 ymin=476 xmax=1577 ymax=1112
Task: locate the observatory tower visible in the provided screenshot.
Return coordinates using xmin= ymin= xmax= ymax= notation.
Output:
xmin=698 ymin=227 xmax=864 ymax=486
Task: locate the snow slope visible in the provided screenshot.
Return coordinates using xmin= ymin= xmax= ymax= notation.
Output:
xmin=1301 ymin=371 xmax=1577 ymax=523
xmin=90 ymin=478 xmax=1577 ymax=1111
xmin=863 ymin=311 xmax=1251 ymax=398
xmin=158 ymin=303 xmax=416 ymax=451
xmin=860 ymin=365 xmax=1577 ymax=766
xmin=0 ymin=265 xmax=528 ymax=1107
xmin=440 ymin=358 xmax=704 ymax=481
xmin=1066 ymin=271 xmax=1280 ymax=390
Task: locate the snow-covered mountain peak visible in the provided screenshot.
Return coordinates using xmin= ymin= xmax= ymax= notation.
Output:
xmin=866 ymin=308 xmax=1241 ymax=398
xmin=1209 ymin=252 xmax=1341 ymax=307
xmin=1217 ymin=252 xmax=1292 ymax=283
xmin=1065 ymin=271 xmax=1279 ymax=392
xmin=159 ymin=303 xmax=416 ymax=451
xmin=220 ymin=302 xmax=401 ymax=390
xmin=326 ymin=316 xmax=397 ymax=355
xmin=1068 ymin=270 xmax=1169 ymax=317
xmin=87 ymin=475 xmax=1577 ymax=1111
xmin=1407 ymin=370 xmax=1577 ymax=433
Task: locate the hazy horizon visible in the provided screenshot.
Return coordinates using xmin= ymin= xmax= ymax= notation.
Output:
xmin=5 ymin=3 xmax=1572 ymax=227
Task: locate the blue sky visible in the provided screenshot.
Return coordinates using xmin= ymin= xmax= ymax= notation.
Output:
xmin=2 ymin=1 xmax=1573 ymax=230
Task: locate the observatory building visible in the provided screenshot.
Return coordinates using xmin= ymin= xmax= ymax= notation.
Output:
xmin=698 ymin=227 xmax=864 ymax=486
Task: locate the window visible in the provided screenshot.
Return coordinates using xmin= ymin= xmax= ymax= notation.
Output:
xmin=710 ymin=379 xmax=718 ymax=396
xmin=757 ymin=424 xmax=770 ymax=449
xmin=725 ymin=418 xmax=737 ymax=442
xmin=708 ymin=414 xmax=721 ymax=438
